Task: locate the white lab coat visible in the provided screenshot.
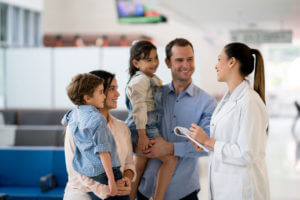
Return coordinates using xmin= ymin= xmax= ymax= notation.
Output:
xmin=208 ymin=80 xmax=270 ymax=200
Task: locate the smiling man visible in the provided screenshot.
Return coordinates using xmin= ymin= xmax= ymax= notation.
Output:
xmin=137 ymin=38 xmax=217 ymax=200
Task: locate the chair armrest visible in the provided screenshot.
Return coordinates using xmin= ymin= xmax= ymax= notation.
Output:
xmin=40 ymin=173 xmax=56 ymax=193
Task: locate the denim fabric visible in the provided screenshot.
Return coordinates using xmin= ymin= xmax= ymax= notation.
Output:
xmin=125 ymin=76 xmax=163 ymax=147
xmin=88 ymin=167 xmax=130 ymax=200
xmin=62 ymin=105 xmax=121 ymax=177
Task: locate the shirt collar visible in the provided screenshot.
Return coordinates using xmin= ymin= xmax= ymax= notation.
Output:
xmin=166 ymin=82 xmax=195 ymax=96
xmin=77 ymin=105 xmax=98 ymax=112
xmin=228 ymin=80 xmax=249 ymax=102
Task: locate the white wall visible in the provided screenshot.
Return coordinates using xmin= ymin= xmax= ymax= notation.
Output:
xmin=0 ymin=0 xmax=43 ymax=11
xmin=4 ymin=46 xmax=226 ymax=109
xmin=6 ymin=48 xmax=52 ymax=108
xmin=53 ymin=47 xmax=101 ymax=108
xmin=42 ymin=0 xmax=225 ymax=47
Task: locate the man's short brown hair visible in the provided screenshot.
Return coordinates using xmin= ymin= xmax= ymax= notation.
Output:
xmin=165 ymin=38 xmax=194 ymax=60
xmin=67 ymin=73 xmax=103 ymax=105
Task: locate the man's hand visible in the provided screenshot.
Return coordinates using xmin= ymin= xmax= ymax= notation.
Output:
xmin=143 ymin=136 xmax=174 ymax=158
xmin=116 ymin=177 xmax=131 ymax=196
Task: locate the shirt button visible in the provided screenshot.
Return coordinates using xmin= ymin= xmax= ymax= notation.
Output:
xmin=173 ymin=115 xmax=176 ymax=118
xmin=176 ymin=100 xmax=179 ymax=102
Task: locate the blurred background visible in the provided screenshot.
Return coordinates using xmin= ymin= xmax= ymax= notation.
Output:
xmin=0 ymin=0 xmax=300 ymax=199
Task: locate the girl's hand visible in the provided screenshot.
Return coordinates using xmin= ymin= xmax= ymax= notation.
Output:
xmin=138 ymin=134 xmax=151 ymax=151
xmin=108 ymin=179 xmax=118 ymax=196
xmin=189 ymin=123 xmax=209 ymax=144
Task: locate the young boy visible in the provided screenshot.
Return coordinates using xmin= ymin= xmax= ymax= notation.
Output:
xmin=62 ymin=73 xmax=129 ymax=199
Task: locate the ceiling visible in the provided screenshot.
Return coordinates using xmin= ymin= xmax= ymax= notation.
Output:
xmin=143 ymin=0 xmax=300 ymax=41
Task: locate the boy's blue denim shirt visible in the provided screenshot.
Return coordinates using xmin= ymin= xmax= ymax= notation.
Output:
xmin=63 ymin=105 xmax=121 ymax=177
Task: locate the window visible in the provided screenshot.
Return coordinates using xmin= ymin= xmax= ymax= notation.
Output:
xmin=23 ymin=9 xmax=30 ymax=45
xmin=0 ymin=3 xmax=8 ymax=46
xmin=33 ymin=12 xmax=41 ymax=46
xmin=12 ymin=7 xmax=20 ymax=44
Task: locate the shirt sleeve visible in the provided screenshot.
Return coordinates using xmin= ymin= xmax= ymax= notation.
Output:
xmin=213 ymin=95 xmax=268 ymax=167
xmin=174 ymin=141 xmax=208 ymax=158
xmin=76 ymin=175 xmax=110 ymax=199
xmin=126 ymin=76 xmax=150 ymax=129
xmin=174 ymin=96 xmax=216 ymax=158
xmin=89 ymin=115 xmax=112 ymax=154
xmin=62 ymin=109 xmax=73 ymax=126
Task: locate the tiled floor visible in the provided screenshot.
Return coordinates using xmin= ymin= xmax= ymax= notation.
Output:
xmin=197 ymin=117 xmax=300 ymax=200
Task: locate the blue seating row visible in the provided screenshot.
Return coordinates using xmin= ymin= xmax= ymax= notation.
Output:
xmin=0 ymin=147 xmax=67 ymax=200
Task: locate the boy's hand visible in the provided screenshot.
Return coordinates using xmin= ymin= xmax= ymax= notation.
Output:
xmin=108 ymin=179 xmax=118 ymax=196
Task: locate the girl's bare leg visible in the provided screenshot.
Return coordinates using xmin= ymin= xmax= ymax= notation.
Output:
xmin=153 ymin=155 xmax=178 ymax=200
xmin=130 ymin=149 xmax=148 ymax=200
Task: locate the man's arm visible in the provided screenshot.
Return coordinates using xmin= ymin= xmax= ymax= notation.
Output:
xmin=144 ymin=96 xmax=216 ymax=158
xmin=171 ymin=96 xmax=216 ymax=158
xmin=143 ymin=136 xmax=207 ymax=158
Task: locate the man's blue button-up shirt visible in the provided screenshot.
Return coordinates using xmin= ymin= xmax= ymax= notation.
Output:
xmin=138 ymin=82 xmax=216 ymax=199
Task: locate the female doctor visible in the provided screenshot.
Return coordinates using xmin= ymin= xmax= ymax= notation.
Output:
xmin=190 ymin=42 xmax=269 ymax=200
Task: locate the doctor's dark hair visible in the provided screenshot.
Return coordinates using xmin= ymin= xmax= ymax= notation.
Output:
xmin=224 ymin=42 xmax=265 ymax=104
xmin=89 ymin=70 xmax=115 ymax=93
xmin=129 ymin=40 xmax=157 ymax=78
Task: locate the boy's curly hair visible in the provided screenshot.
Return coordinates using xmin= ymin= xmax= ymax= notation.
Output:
xmin=67 ymin=73 xmax=103 ymax=105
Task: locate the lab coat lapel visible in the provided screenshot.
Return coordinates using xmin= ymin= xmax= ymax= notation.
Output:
xmin=212 ymin=100 xmax=236 ymax=127
xmin=211 ymin=80 xmax=249 ymax=137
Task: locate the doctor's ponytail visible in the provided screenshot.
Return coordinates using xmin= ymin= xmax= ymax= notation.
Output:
xmin=250 ymin=49 xmax=265 ymax=104
xmin=224 ymin=43 xmax=265 ymax=104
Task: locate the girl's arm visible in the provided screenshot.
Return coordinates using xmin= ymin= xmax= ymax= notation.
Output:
xmin=137 ymin=129 xmax=151 ymax=151
xmin=127 ymin=75 xmax=151 ymax=151
xmin=99 ymin=152 xmax=117 ymax=196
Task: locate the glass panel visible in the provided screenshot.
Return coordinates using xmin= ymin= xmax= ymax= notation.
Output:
xmin=33 ymin=12 xmax=40 ymax=46
xmin=0 ymin=3 xmax=7 ymax=45
xmin=0 ymin=48 xmax=4 ymax=108
xmin=12 ymin=7 xmax=20 ymax=44
xmin=23 ymin=9 xmax=30 ymax=45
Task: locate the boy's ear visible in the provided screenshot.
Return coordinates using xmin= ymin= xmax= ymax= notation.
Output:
xmin=83 ymin=94 xmax=90 ymax=104
xmin=132 ymin=59 xmax=139 ymax=69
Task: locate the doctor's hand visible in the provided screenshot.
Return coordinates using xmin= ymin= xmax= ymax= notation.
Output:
xmin=190 ymin=123 xmax=216 ymax=150
xmin=190 ymin=123 xmax=210 ymax=144
xmin=187 ymin=138 xmax=204 ymax=152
